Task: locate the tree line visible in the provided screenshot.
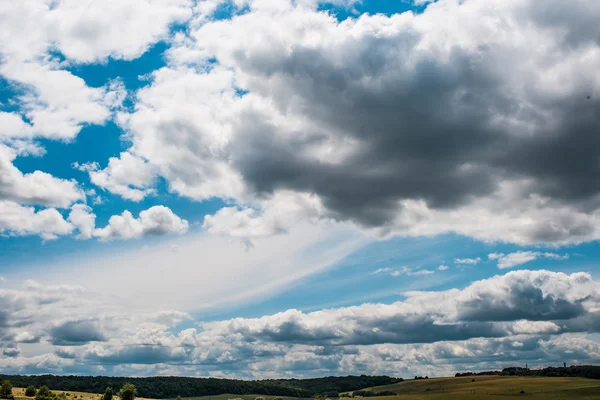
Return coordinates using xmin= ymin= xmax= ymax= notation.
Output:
xmin=455 ymin=365 xmax=600 ymax=379
xmin=0 ymin=375 xmax=401 ymax=399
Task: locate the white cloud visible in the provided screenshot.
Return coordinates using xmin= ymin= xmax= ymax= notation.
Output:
xmin=437 ymin=265 xmax=449 ymax=271
xmin=0 ymin=144 xmax=83 ymax=208
xmin=0 ymin=201 xmax=74 ymax=240
xmin=117 ymin=65 xmax=245 ymax=201
xmin=489 ymin=251 xmax=570 ymax=269
xmin=0 ymin=0 xmax=193 ymax=64
xmin=93 ymin=206 xmax=189 ymax=240
xmin=77 ymin=152 xmax=157 ymax=202
xmin=375 ymin=266 xmax=434 ymax=277
xmin=1 ymin=267 xmax=599 ymax=377
xmin=203 ymin=191 xmax=326 ymax=245
xmin=103 ymin=0 xmax=600 ymax=246
xmin=0 ymin=62 xmax=125 ymax=141
xmin=454 ymin=257 xmax=481 ymax=265
xmin=68 ymin=204 xmax=96 ymax=240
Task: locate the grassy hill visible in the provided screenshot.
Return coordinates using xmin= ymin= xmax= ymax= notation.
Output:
xmin=1 ymin=375 xmax=399 ymax=399
xmin=12 ymin=388 xmax=154 ymax=400
xmin=165 ymin=395 xmax=308 ymax=400
xmin=11 ymin=375 xmax=600 ymax=400
xmin=346 ymin=375 xmax=600 ymax=399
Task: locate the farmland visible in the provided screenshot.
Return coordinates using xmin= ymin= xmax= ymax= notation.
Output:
xmin=7 ymin=374 xmax=600 ymax=400
xmin=344 ymin=375 xmax=600 ymax=399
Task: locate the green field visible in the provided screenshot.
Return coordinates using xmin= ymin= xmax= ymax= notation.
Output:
xmin=14 ymin=376 xmax=600 ymax=400
xmin=345 ymin=375 xmax=600 ymax=399
xmin=167 ymin=395 xmax=309 ymax=400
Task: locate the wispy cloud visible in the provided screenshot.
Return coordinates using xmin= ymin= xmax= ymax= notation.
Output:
xmin=455 ymin=257 xmax=481 ymax=265
xmin=375 ymin=266 xmax=435 ymax=277
xmin=437 ymin=265 xmax=449 ymax=271
xmin=488 ymin=251 xmax=569 ymax=269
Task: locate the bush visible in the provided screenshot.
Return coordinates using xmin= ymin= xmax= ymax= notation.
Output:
xmin=25 ymin=387 xmax=37 ymax=397
xmin=102 ymin=388 xmax=113 ymax=400
xmin=0 ymin=381 xmax=14 ymax=400
xmin=255 ymin=397 xmax=265 ymax=400
xmin=35 ymin=386 xmax=54 ymax=400
xmin=120 ymin=384 xmax=136 ymax=400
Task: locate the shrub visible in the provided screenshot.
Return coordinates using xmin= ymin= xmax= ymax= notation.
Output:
xmin=102 ymin=388 xmax=113 ymax=400
xmin=35 ymin=386 xmax=54 ymax=400
xmin=120 ymin=384 xmax=136 ymax=400
xmin=0 ymin=381 xmax=14 ymax=400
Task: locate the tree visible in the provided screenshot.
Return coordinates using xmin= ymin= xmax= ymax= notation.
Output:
xmin=176 ymin=396 xmax=182 ymax=400
xmin=35 ymin=386 xmax=54 ymax=400
xmin=102 ymin=388 xmax=113 ymax=400
xmin=120 ymin=384 xmax=136 ymax=400
xmin=0 ymin=381 xmax=14 ymax=400
xmin=25 ymin=387 xmax=37 ymax=397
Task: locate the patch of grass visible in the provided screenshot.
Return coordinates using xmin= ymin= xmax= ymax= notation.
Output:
xmin=167 ymin=395 xmax=309 ymax=400
xmin=344 ymin=375 xmax=600 ymax=399
xmin=13 ymin=388 xmax=154 ymax=400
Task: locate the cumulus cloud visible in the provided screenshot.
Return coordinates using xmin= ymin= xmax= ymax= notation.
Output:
xmin=0 ymin=201 xmax=74 ymax=240
xmin=3 ymin=347 xmax=21 ymax=357
xmin=107 ymin=0 xmax=600 ymax=245
xmin=49 ymin=321 xmax=107 ymax=346
xmin=68 ymin=204 xmax=96 ymax=240
xmin=198 ymin=270 xmax=598 ymax=348
xmin=203 ymin=191 xmax=326 ymax=245
xmin=0 ymin=144 xmax=83 ymax=208
xmin=75 ymin=152 xmax=157 ymax=202
xmin=1 ymin=270 xmax=600 ymax=376
xmin=488 ymin=251 xmax=569 ymax=269
xmin=0 ymin=0 xmax=193 ymax=64
xmin=94 ymin=206 xmax=189 ymax=240
xmin=0 ymin=64 xmax=126 ymax=141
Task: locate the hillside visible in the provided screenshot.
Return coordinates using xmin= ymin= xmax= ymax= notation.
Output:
xmin=348 ymin=375 xmax=600 ymax=399
xmin=0 ymin=375 xmax=399 ymax=399
xmin=12 ymin=388 xmax=154 ymax=400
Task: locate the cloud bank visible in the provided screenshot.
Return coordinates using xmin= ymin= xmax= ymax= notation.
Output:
xmin=1 ymin=270 xmax=599 ymax=377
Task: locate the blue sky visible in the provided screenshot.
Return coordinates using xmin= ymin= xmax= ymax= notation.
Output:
xmin=1 ymin=0 xmax=600 ymax=379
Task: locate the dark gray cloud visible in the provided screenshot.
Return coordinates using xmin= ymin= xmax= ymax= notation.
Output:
xmin=230 ymin=40 xmax=600 ymax=231
xmin=458 ymin=284 xmax=588 ymax=322
xmin=2 ymin=347 xmax=20 ymax=357
xmin=85 ymin=345 xmax=187 ymax=364
xmin=206 ymin=270 xmax=598 ymax=349
xmin=160 ymin=0 xmax=599 ymax=245
xmin=49 ymin=321 xmax=106 ymax=346
xmin=55 ymin=348 xmax=78 ymax=359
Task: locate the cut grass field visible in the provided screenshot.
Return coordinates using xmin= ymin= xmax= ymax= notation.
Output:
xmin=347 ymin=375 xmax=600 ymax=399
xmin=13 ymin=388 xmax=154 ymax=400
xmin=165 ymin=395 xmax=310 ymax=400
xmin=13 ymin=376 xmax=600 ymax=400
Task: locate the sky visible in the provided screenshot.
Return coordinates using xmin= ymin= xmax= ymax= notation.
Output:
xmin=1 ymin=0 xmax=600 ymax=379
